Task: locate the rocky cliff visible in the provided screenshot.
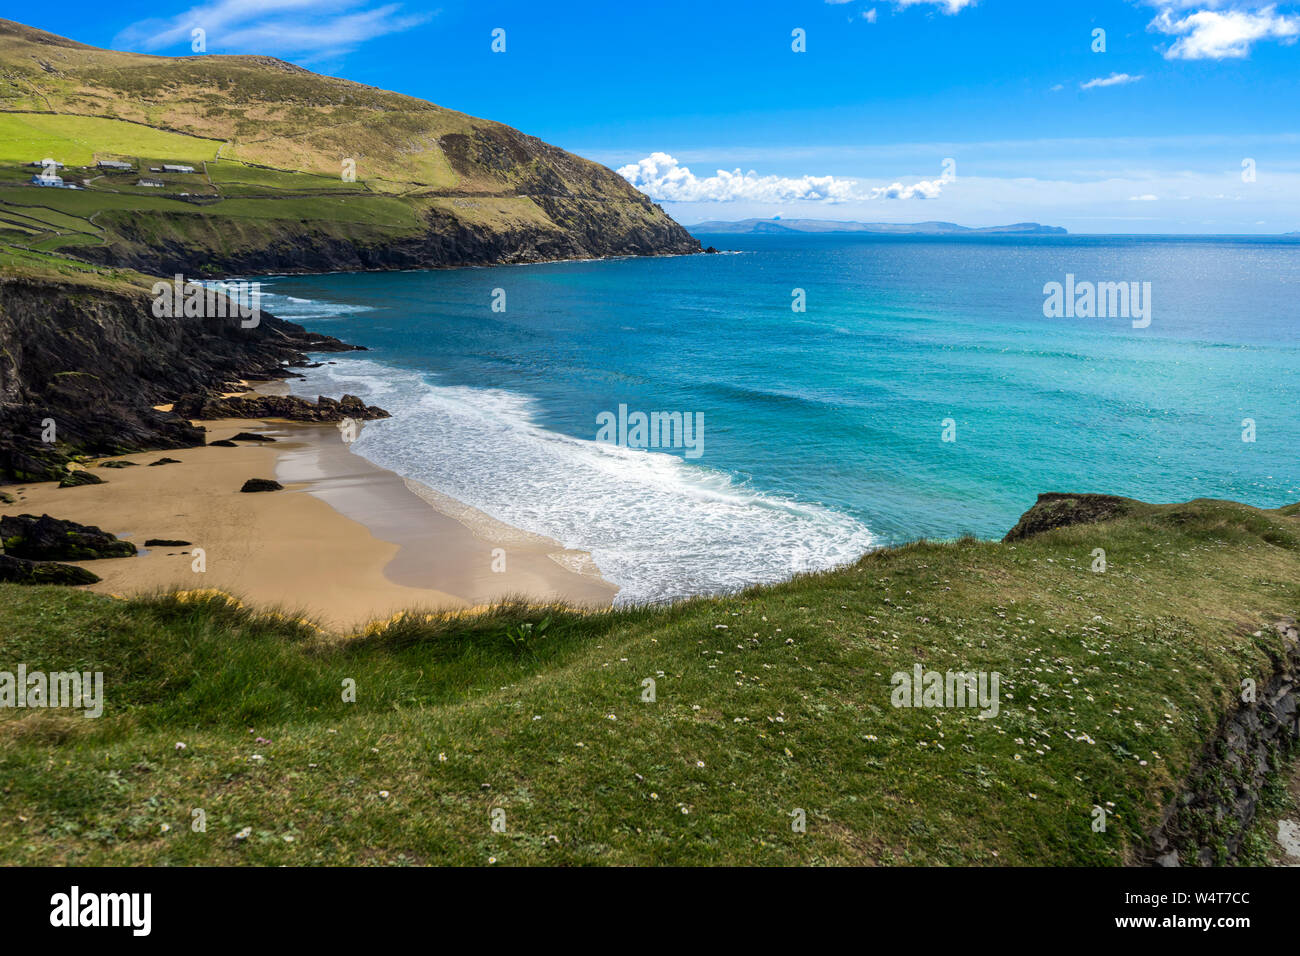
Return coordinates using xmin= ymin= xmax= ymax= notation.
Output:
xmin=0 ymin=273 xmax=358 ymax=481
xmin=70 ymin=193 xmax=701 ymax=278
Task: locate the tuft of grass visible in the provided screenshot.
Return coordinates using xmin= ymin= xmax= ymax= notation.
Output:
xmin=502 ymin=614 xmax=553 ymax=660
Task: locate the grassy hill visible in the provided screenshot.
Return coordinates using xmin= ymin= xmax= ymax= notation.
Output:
xmin=0 ymin=493 xmax=1295 ymax=865
xmin=0 ymin=19 xmax=698 ymax=274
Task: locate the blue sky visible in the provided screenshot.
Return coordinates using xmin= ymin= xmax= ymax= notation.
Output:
xmin=18 ymin=0 xmax=1300 ymax=233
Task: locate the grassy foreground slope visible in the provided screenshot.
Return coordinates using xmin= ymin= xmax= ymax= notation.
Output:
xmin=0 ymin=19 xmax=698 ymax=273
xmin=0 ymin=495 xmax=1296 ymax=865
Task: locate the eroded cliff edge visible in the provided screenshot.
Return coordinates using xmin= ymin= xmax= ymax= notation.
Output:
xmin=0 ymin=273 xmax=358 ymax=480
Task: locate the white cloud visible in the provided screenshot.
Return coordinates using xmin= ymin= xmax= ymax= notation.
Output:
xmin=1081 ymin=72 xmax=1144 ymax=89
xmin=829 ymin=0 xmax=974 ymax=8
xmin=617 ymin=153 xmax=945 ymax=203
xmin=666 ymin=167 xmax=1300 ymax=234
xmin=894 ymin=0 xmax=979 ymax=12
xmin=1148 ymin=4 xmax=1300 ymax=59
xmin=1130 ymin=194 xmax=1160 ymax=200
xmin=115 ymin=0 xmax=430 ymax=60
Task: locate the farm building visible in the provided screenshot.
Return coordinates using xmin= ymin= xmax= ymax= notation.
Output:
xmin=137 ymin=178 xmax=164 ymax=187
xmin=97 ymin=160 xmax=134 ymax=171
xmin=30 ymin=173 xmax=75 ymax=188
xmin=161 ymin=164 xmax=196 ymax=173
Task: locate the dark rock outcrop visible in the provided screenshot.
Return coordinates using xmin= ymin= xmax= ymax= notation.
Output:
xmin=0 ymin=275 xmax=363 ymax=482
xmin=240 ymin=478 xmax=282 ymax=493
xmin=0 ymin=553 xmax=100 ymax=586
xmin=174 ymin=392 xmax=389 ymax=423
xmin=230 ymin=431 xmax=276 ymax=442
xmin=1 ymin=513 xmax=136 ymax=560
xmin=144 ymin=538 xmax=191 ymax=547
xmin=58 ymin=470 xmax=104 ymax=488
xmin=148 ymin=457 xmax=181 ymax=466
xmin=1146 ymin=619 xmax=1299 ymax=865
xmin=1003 ymin=493 xmax=1134 ymax=542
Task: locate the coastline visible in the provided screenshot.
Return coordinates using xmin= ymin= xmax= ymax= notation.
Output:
xmin=210 ymin=247 xmax=709 ymax=282
xmin=11 ymin=413 xmax=617 ymax=630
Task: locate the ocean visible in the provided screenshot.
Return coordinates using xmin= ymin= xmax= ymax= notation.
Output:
xmin=254 ymin=233 xmax=1300 ymax=604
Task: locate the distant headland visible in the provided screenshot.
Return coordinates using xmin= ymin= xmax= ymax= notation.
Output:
xmin=688 ymin=218 xmax=1068 ymax=236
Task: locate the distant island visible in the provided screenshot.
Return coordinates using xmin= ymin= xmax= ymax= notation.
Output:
xmin=689 ymin=218 xmax=1068 ymax=236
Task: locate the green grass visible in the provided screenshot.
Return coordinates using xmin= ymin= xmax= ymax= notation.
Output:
xmin=205 ymin=160 xmax=368 ymax=195
xmin=0 ymin=220 xmax=39 ymax=236
xmin=0 ymin=240 xmax=150 ymax=290
xmin=0 ymin=112 xmax=221 ymax=166
xmin=0 ymin=495 xmax=1295 ymax=865
xmin=1235 ymin=751 xmax=1298 ymax=865
xmin=0 ymin=156 xmax=437 ymax=265
xmin=0 ymin=161 xmax=429 ymax=267
xmin=0 ymin=204 xmax=101 ymax=234
xmin=4 ymin=188 xmax=200 ymax=217
xmin=27 ymin=232 xmax=103 ymax=252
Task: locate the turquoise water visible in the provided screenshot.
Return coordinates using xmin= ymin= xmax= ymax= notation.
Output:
xmin=256 ymin=234 xmax=1300 ymax=603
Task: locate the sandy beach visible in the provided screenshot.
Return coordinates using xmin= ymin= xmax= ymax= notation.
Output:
xmin=9 ymin=412 xmax=617 ymax=630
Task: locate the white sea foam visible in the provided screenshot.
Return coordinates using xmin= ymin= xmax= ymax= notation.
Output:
xmin=257 ymin=290 xmax=374 ymax=322
xmin=288 ymin=358 xmax=876 ymax=604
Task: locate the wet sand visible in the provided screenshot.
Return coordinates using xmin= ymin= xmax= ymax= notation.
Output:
xmin=10 ymin=417 xmax=617 ymax=630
